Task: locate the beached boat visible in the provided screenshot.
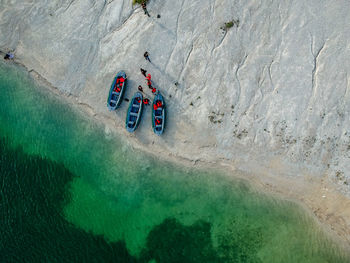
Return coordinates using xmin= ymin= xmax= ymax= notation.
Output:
xmin=125 ymin=92 xmax=143 ymax=132
xmin=107 ymin=71 xmax=127 ymax=110
xmin=152 ymin=91 xmax=165 ymax=135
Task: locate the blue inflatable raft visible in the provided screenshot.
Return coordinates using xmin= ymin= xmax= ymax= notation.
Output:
xmin=125 ymin=92 xmax=143 ymax=132
xmin=107 ymin=71 xmax=127 ymax=111
xmin=152 ymin=91 xmax=165 ymax=135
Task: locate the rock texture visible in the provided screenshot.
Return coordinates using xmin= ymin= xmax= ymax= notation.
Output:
xmin=1 ymin=0 xmax=350 ymax=192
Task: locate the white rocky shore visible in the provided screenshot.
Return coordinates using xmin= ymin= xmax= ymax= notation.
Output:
xmin=1 ymin=0 xmax=350 ymax=243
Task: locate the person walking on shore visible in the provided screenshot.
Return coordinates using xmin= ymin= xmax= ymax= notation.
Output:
xmin=147 ymin=79 xmax=152 ymax=89
xmin=144 ymin=51 xmax=151 ymax=62
xmin=140 ymin=68 xmax=147 ymax=77
xmin=141 ymin=2 xmax=150 ymax=17
xmin=146 ymin=73 xmax=152 ymax=89
xmin=138 ymin=85 xmax=143 ymax=92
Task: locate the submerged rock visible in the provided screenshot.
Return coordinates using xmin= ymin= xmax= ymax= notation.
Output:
xmin=1 ymin=0 xmax=349 ymax=190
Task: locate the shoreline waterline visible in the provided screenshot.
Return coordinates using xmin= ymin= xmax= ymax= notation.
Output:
xmin=1 ymin=60 xmax=349 ymax=260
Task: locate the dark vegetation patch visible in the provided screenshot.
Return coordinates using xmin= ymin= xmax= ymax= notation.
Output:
xmin=140 ymin=218 xmax=220 ymax=263
xmin=208 ymin=111 xmax=224 ymax=124
xmin=220 ymin=19 xmax=240 ymax=31
xmin=216 ymin=219 xmax=263 ymax=263
xmin=140 ymin=217 xmax=264 ymax=263
xmin=133 ymin=0 xmax=148 ymax=5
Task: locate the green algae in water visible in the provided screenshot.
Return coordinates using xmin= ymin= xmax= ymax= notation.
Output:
xmin=0 ymin=61 xmax=349 ymax=262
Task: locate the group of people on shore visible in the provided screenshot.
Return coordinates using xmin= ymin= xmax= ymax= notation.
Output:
xmin=125 ymin=1 xmax=165 ymax=112
xmin=133 ymin=51 xmax=157 ymax=106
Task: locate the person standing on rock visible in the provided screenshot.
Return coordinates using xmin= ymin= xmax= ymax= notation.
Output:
xmin=140 ymin=68 xmax=147 ymax=77
xmin=141 ymin=2 xmax=150 ymax=17
xmin=144 ymin=51 xmax=151 ymax=62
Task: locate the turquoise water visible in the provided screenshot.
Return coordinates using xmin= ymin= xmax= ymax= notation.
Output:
xmin=0 ymin=61 xmax=349 ymax=262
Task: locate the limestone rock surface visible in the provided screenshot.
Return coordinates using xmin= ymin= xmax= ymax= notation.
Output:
xmin=1 ymin=0 xmax=350 ymax=191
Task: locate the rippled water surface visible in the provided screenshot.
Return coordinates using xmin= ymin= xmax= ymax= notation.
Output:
xmin=0 ymin=62 xmax=349 ymax=262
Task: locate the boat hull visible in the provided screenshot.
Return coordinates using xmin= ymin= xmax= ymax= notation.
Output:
xmin=126 ymin=92 xmax=143 ymax=132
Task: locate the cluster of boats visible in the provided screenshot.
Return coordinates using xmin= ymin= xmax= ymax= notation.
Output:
xmin=107 ymin=70 xmax=165 ymax=135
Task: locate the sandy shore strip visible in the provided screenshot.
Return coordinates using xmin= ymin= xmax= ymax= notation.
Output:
xmin=2 ymin=58 xmax=348 ymax=253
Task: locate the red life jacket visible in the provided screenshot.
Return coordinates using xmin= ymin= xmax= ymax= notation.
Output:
xmin=143 ymin=99 xmax=149 ymax=104
xmin=146 ymin=74 xmax=151 ymax=81
xmin=119 ymin=77 xmax=125 ymax=83
xmin=152 ymin=88 xmax=156 ymax=93
xmin=153 ymin=104 xmax=158 ymax=110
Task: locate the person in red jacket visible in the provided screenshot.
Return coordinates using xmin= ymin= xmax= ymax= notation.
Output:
xmin=146 ymin=74 xmax=152 ymax=89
